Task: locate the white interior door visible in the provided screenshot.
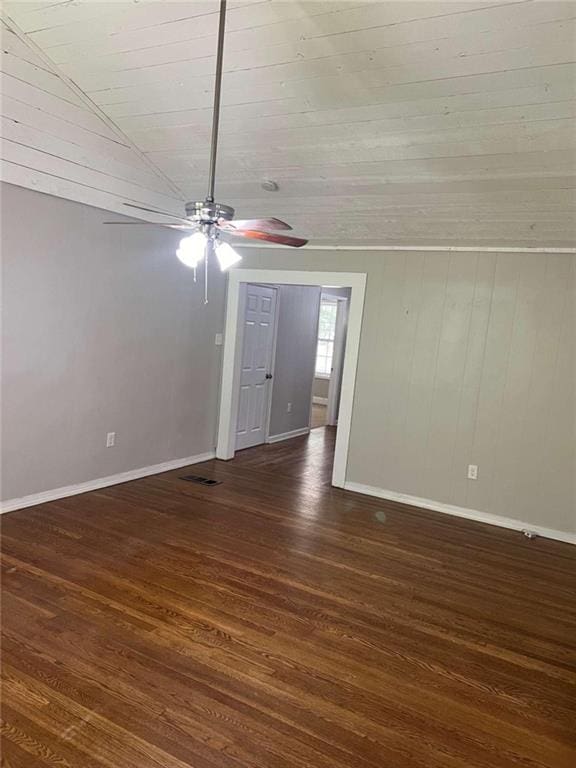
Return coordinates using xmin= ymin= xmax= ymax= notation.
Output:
xmin=235 ymin=284 xmax=277 ymax=450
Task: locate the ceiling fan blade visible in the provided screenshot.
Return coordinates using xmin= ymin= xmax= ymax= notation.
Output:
xmin=123 ymin=202 xmax=190 ymax=223
xmin=226 ymin=229 xmax=308 ymax=247
xmin=104 ymin=221 xmax=194 ymax=230
xmin=219 ymin=217 xmax=292 ymax=231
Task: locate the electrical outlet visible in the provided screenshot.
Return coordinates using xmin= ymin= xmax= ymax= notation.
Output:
xmin=106 ymin=432 xmax=116 ymax=448
xmin=215 ymin=333 xmax=223 ymax=346
xmin=467 ymin=464 xmax=478 ymax=480
xmin=287 ymin=402 xmax=292 ymax=413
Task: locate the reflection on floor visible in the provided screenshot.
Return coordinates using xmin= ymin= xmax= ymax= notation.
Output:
xmin=311 ymin=402 xmax=327 ymax=428
xmin=2 ymin=428 xmax=575 ymax=768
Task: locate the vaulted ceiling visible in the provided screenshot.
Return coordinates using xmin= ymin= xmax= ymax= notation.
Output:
xmin=2 ymin=0 xmax=575 ymax=247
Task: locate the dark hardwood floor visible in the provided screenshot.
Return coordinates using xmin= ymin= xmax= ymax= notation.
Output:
xmin=2 ymin=427 xmax=575 ymax=768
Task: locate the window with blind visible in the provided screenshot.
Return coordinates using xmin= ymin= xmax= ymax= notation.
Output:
xmin=315 ymin=297 xmax=338 ymax=377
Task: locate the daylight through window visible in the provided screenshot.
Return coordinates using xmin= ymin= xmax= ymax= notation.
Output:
xmin=315 ymin=297 xmax=338 ymax=377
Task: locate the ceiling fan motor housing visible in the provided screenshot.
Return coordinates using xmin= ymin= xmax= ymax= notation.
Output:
xmin=186 ymin=200 xmax=235 ymax=223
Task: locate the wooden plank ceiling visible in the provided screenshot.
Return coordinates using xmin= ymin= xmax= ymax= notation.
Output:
xmin=2 ymin=0 xmax=575 ymax=247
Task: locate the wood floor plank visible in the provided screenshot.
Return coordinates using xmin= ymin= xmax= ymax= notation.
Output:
xmin=2 ymin=428 xmax=575 ymax=767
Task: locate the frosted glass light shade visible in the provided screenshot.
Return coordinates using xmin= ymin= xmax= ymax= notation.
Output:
xmin=176 ymin=232 xmax=207 ymax=268
xmin=215 ymin=241 xmax=242 ymax=270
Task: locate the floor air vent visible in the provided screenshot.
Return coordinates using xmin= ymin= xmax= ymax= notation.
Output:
xmin=180 ymin=474 xmax=222 ymax=486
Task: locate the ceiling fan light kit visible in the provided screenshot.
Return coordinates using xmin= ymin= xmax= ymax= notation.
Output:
xmin=105 ymin=0 xmax=307 ymax=303
xmin=215 ymin=241 xmax=243 ymax=270
xmin=176 ymin=232 xmax=206 ymax=269
xmin=177 ymin=233 xmax=241 ymax=272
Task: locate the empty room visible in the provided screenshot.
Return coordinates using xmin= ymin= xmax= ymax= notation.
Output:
xmin=1 ymin=1 xmax=575 ymax=766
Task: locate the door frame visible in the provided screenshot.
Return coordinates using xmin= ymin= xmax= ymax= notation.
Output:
xmin=217 ymin=269 xmax=367 ymax=488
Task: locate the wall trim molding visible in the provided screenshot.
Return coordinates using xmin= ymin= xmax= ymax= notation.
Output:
xmin=0 ymin=451 xmax=216 ymax=514
xmin=313 ymin=396 xmax=328 ymax=405
xmin=344 ymin=481 xmax=576 ymax=545
xmin=236 ymin=244 xmax=576 ymax=254
xmin=266 ymin=427 xmax=311 ymax=444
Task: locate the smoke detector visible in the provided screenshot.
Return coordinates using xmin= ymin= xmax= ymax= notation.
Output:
xmin=261 ymin=179 xmax=279 ymax=192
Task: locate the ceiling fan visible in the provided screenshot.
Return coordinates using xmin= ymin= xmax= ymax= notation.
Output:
xmin=105 ymin=0 xmax=308 ymax=302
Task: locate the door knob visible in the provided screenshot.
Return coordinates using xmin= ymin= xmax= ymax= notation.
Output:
xmin=265 ymin=373 xmax=273 ymax=379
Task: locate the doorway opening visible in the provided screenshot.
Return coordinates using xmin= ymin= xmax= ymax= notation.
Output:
xmin=217 ymin=270 xmax=366 ymax=488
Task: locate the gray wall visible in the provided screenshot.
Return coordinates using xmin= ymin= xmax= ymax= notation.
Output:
xmin=1 ymin=184 xmax=226 ymax=500
xmin=269 ymin=285 xmax=321 ymax=437
xmin=240 ymin=247 xmax=576 ymax=535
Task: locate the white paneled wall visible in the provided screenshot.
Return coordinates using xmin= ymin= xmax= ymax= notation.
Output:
xmin=2 ymin=1 xmax=575 ymax=246
xmin=240 ymin=247 xmax=575 ymax=536
xmin=0 ymin=17 xmax=184 ymax=219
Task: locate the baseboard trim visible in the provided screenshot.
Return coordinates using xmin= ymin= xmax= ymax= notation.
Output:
xmin=266 ymin=428 xmax=311 ymax=444
xmin=343 ymin=482 xmax=576 ymax=545
xmin=313 ymin=396 xmax=328 ymax=405
xmin=0 ymin=451 xmax=216 ymax=514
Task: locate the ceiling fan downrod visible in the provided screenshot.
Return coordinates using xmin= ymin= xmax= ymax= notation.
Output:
xmin=206 ymin=0 xmax=227 ymax=205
